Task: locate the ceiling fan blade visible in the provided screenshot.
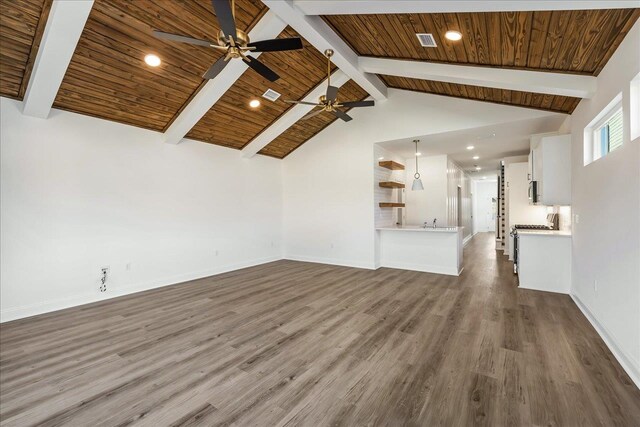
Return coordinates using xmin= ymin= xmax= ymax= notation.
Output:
xmin=211 ymin=0 xmax=237 ymax=41
xmin=243 ymin=56 xmax=280 ymax=82
xmin=332 ymin=109 xmax=353 ymax=122
xmin=247 ymin=38 xmax=303 ymax=52
xmin=153 ymin=30 xmax=213 ymax=47
xmin=284 ymin=100 xmax=320 ymax=106
xmin=340 ymin=100 xmax=375 ymax=108
xmin=326 ymin=85 xmax=338 ymax=102
xmin=202 ymin=56 xmax=230 ymax=79
xmin=301 ymin=109 xmax=325 ymax=121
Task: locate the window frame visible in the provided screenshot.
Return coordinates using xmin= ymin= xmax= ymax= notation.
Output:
xmin=591 ymin=103 xmax=623 ymax=161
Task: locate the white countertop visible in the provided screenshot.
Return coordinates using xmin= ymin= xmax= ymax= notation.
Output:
xmin=376 ymin=225 xmax=461 ymax=233
xmin=518 ymin=230 xmax=572 ymax=238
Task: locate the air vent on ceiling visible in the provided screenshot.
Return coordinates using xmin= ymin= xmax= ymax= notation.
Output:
xmin=416 ymin=33 xmax=437 ymax=48
xmin=262 ymin=88 xmax=281 ymax=102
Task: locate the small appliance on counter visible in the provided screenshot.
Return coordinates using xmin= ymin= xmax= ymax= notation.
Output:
xmin=510 ymin=213 xmax=559 ymax=274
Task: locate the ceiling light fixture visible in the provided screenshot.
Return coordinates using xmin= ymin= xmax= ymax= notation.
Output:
xmin=249 ymin=99 xmax=261 ymax=108
xmin=415 ymin=152 xmax=422 ymax=156
xmin=445 ymin=30 xmax=462 ymax=41
xmin=467 ymin=145 xmax=475 ymax=150
xmin=473 ymin=155 xmax=479 ymax=160
xmin=475 ymin=166 xmax=482 ymax=171
xmin=412 ymin=140 xmax=424 ymax=191
xmin=144 ymin=54 xmax=161 ymax=67
xmin=378 ymin=156 xmax=384 ymax=160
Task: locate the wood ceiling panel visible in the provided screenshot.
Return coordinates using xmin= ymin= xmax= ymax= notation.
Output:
xmin=186 ymin=26 xmax=335 ymax=150
xmin=259 ymin=80 xmax=369 ymax=159
xmin=52 ymin=0 xmax=266 ymax=132
xmin=382 ymin=75 xmax=580 ymax=114
xmin=323 ymin=9 xmax=640 ymax=75
xmin=0 ymin=0 xmax=51 ymax=99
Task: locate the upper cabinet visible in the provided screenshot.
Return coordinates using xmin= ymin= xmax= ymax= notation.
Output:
xmin=529 ymin=134 xmax=572 ymax=206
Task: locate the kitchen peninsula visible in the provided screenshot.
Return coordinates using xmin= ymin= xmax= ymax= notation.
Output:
xmin=376 ymin=225 xmax=464 ymax=276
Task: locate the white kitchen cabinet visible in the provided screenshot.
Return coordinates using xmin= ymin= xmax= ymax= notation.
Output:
xmin=529 ymin=134 xmax=571 ymax=206
xmin=518 ymin=232 xmax=571 ymax=294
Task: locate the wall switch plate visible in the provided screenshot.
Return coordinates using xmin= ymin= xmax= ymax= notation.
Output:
xmin=574 ymin=214 xmax=580 ymax=224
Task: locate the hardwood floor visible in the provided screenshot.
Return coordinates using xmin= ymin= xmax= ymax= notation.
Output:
xmin=1 ymin=233 xmax=639 ymax=426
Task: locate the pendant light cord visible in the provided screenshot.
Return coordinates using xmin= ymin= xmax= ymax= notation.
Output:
xmin=414 ymin=140 xmax=420 ymax=179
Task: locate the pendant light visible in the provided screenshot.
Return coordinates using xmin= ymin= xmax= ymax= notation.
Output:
xmin=412 ymin=139 xmax=424 ymax=191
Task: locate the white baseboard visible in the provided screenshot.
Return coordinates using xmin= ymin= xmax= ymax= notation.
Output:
xmin=0 ymin=256 xmax=281 ymax=323
xmin=284 ymin=254 xmax=376 ymax=270
xmin=463 ymin=234 xmax=473 ymax=247
xmin=571 ymin=292 xmax=640 ymax=390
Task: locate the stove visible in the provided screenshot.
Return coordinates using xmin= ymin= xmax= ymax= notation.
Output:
xmin=513 ymin=224 xmax=553 ymax=230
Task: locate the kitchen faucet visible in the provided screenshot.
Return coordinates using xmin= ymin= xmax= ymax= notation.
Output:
xmin=423 ymin=219 xmax=438 ymax=228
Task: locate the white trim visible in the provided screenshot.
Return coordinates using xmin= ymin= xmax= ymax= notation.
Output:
xmin=261 ymin=0 xmax=387 ymax=102
xmin=242 ymin=70 xmax=350 ymax=157
xmin=358 ymin=57 xmax=597 ymax=99
xmin=571 ymin=292 xmax=640 ymax=390
xmin=463 ymin=234 xmax=473 ymax=247
xmin=22 ymin=0 xmax=94 ymax=119
xmin=294 ymin=1 xmax=640 ymax=15
xmin=0 ymin=256 xmax=281 ymax=323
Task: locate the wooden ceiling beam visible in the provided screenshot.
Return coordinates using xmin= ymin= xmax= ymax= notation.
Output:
xmin=22 ymin=0 xmax=94 ymax=119
xmin=242 ymin=70 xmax=350 ymax=158
xmin=261 ymin=0 xmax=387 ymax=102
xmin=294 ymin=1 xmax=640 ymax=15
xmin=163 ymin=10 xmax=286 ymax=145
xmin=359 ymin=57 xmax=598 ymax=99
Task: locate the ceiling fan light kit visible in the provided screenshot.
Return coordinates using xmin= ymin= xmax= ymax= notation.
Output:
xmin=152 ymin=0 xmax=303 ymax=82
xmin=284 ymin=49 xmax=375 ymax=123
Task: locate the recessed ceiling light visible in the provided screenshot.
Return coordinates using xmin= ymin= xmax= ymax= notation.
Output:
xmin=144 ymin=54 xmax=161 ymax=67
xmin=445 ymin=31 xmax=462 ymax=41
xmin=415 ymin=152 xmax=422 ymax=156
xmin=475 ymin=166 xmax=482 ymax=171
xmin=482 ymin=176 xmax=487 ymax=180
xmin=378 ymin=156 xmax=384 ymax=160
xmin=467 ymin=145 xmax=474 ymax=150
xmin=249 ymin=99 xmax=261 ymax=108
xmin=473 ymin=155 xmax=479 ymax=160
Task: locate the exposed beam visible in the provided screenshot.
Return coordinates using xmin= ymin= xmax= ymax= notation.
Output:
xmin=22 ymin=0 xmax=94 ymax=119
xmin=262 ymin=0 xmax=387 ymax=102
xmin=359 ymin=57 xmax=598 ymax=99
xmin=164 ymin=11 xmax=286 ymax=145
xmin=242 ymin=70 xmax=350 ymax=158
xmin=294 ymin=0 xmax=640 ymax=15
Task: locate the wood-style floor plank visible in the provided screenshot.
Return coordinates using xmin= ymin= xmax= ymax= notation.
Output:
xmin=1 ymin=233 xmax=639 ymax=426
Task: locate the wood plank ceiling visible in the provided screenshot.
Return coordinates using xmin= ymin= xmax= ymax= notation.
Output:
xmin=0 ymin=0 xmax=51 ymax=99
xmin=1 ymin=4 xmax=639 ymax=158
xmin=324 ymin=9 xmax=640 ymax=114
xmin=259 ymin=79 xmax=368 ymax=158
xmin=185 ymin=26 xmax=336 ymax=153
xmin=52 ymin=0 xmax=266 ymax=132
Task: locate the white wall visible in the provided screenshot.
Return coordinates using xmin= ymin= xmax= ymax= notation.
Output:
xmin=404 ymin=155 xmax=448 ymax=226
xmin=282 ymin=89 xmax=560 ymax=269
xmin=568 ymin=20 xmax=640 ymax=387
xmin=0 ymin=98 xmax=283 ymax=322
xmin=473 ymin=180 xmax=497 ymax=233
xmin=446 ymin=158 xmax=473 ymax=239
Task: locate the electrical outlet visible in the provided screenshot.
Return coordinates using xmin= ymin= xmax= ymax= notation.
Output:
xmin=215 ymin=249 xmax=219 ymax=256
xmin=330 ymin=243 xmax=335 ymax=249
xmin=593 ymin=279 xmax=598 ymax=292
xmin=125 ymin=262 xmax=131 ymax=271
xmin=574 ymin=214 xmax=580 ymax=224
xmin=100 ymin=267 xmax=109 ymax=293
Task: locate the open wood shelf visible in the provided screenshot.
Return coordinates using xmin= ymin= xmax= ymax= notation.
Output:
xmin=378 ymin=181 xmax=405 ymax=189
xmin=378 ymin=161 xmax=404 ymax=170
xmin=379 ymin=202 xmax=405 ymax=208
